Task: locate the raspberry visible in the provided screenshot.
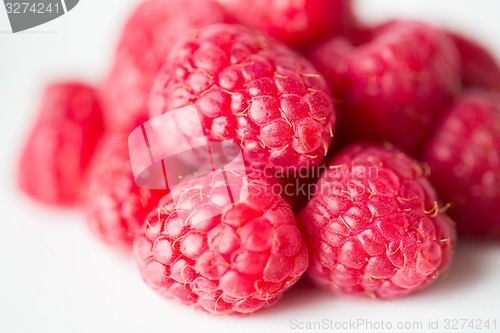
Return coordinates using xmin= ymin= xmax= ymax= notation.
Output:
xmin=309 ymin=20 xmax=461 ymax=155
xmin=424 ymin=90 xmax=500 ymax=237
xmin=18 ymin=81 xmax=104 ymax=206
xmin=150 ymin=24 xmax=336 ymax=170
xmin=133 ymin=169 xmax=308 ymax=314
xmin=101 ymin=0 xmax=232 ymax=132
xmin=220 ymin=0 xmax=353 ymax=48
xmin=80 ymin=134 xmax=167 ymax=251
xmin=448 ymin=32 xmax=500 ymax=90
xmin=298 ymin=144 xmax=456 ymax=299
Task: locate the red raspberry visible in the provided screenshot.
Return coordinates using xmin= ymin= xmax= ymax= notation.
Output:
xmin=80 ymin=134 xmax=167 ymax=251
xmin=133 ymin=170 xmax=308 ymax=314
xmin=424 ymin=90 xmax=500 ymax=237
xmin=298 ymin=144 xmax=456 ymax=299
xmin=448 ymin=32 xmax=500 ymax=90
xmin=220 ymin=0 xmax=353 ymax=48
xmin=101 ymin=0 xmax=233 ymax=132
xmin=150 ymin=24 xmax=336 ymax=170
xmin=18 ymin=82 xmax=104 ymax=206
xmin=309 ymin=20 xmax=461 ymax=155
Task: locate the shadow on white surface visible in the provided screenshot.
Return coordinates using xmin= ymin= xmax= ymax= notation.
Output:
xmin=426 ymin=240 xmax=500 ymax=295
xmin=257 ymin=240 xmax=500 ymax=317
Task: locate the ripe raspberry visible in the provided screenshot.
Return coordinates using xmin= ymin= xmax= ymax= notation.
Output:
xmin=150 ymin=24 xmax=336 ymax=170
xmin=448 ymin=32 xmax=500 ymax=90
xmin=133 ymin=170 xmax=308 ymax=314
xmin=298 ymin=144 xmax=456 ymax=299
xmin=80 ymin=134 xmax=167 ymax=251
xmin=309 ymin=20 xmax=461 ymax=155
xmin=220 ymin=0 xmax=353 ymax=48
xmin=424 ymin=90 xmax=500 ymax=237
xmin=101 ymin=0 xmax=233 ymax=132
xmin=18 ymin=81 xmax=104 ymax=206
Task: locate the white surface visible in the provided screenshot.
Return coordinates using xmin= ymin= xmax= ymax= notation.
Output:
xmin=1 ymin=1 xmax=500 ymax=332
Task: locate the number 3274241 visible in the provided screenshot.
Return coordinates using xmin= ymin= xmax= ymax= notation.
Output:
xmin=5 ymin=2 xmax=61 ymax=14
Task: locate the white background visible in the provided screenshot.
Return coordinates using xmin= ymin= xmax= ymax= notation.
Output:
xmin=1 ymin=1 xmax=500 ymax=332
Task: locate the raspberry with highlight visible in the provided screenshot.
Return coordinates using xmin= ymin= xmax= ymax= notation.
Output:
xmin=220 ymin=0 xmax=353 ymax=48
xmin=18 ymin=81 xmax=104 ymax=206
xmin=101 ymin=0 xmax=233 ymax=132
xmin=424 ymin=90 xmax=500 ymax=237
xmin=309 ymin=20 xmax=461 ymax=155
xmin=150 ymin=24 xmax=336 ymax=169
xmin=81 ymin=134 xmax=166 ymax=251
xmin=298 ymin=144 xmax=456 ymax=299
xmin=133 ymin=170 xmax=308 ymax=314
